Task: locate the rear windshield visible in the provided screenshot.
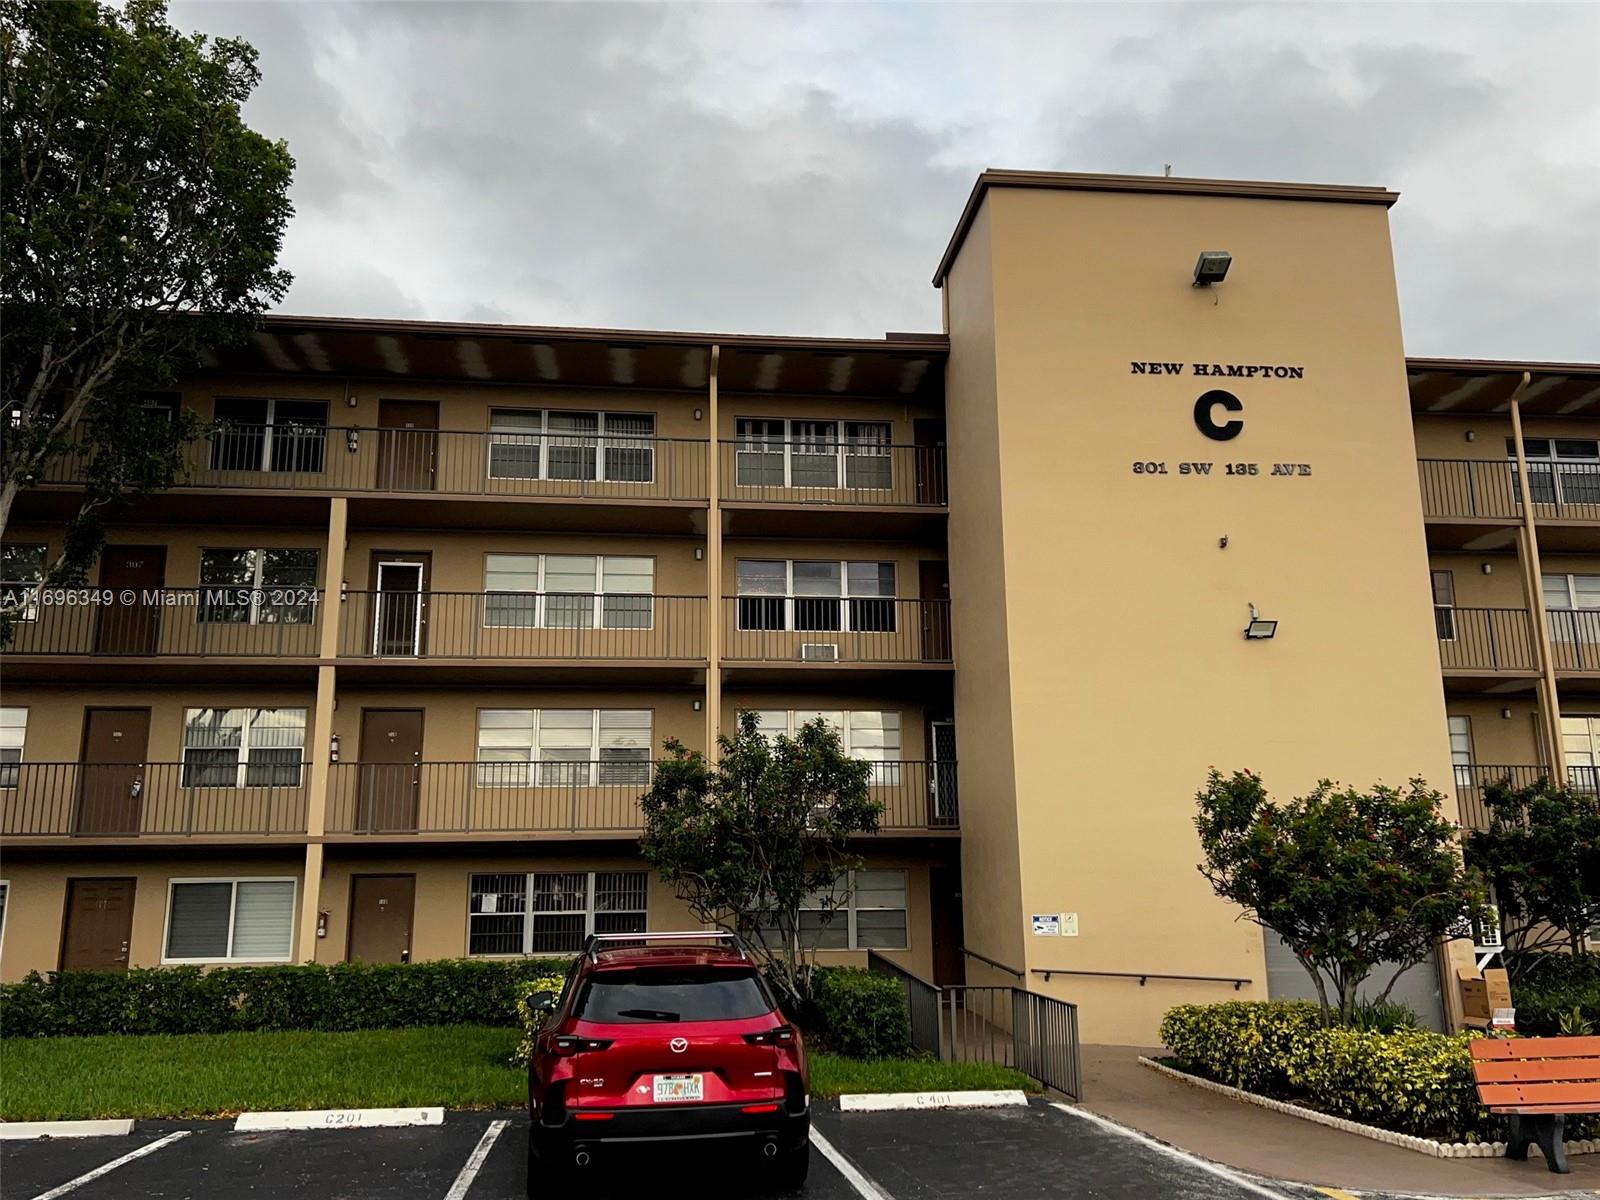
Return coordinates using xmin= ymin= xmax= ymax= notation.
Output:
xmin=574 ymin=967 xmax=773 ymax=1023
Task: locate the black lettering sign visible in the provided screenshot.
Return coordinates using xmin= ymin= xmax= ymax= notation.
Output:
xmin=1193 ymin=390 xmax=1244 ymax=441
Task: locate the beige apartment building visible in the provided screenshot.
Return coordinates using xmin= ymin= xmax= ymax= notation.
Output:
xmin=2 ymin=170 xmax=1596 ymax=1045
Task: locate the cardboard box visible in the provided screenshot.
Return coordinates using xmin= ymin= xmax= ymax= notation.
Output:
xmin=1458 ymin=967 xmax=1513 ymax=1023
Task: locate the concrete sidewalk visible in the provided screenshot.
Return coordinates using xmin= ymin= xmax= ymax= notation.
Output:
xmin=1081 ymin=1046 xmax=1597 ymax=1197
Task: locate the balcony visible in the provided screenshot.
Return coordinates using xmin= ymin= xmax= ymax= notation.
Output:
xmin=1436 ymin=607 xmax=1538 ymax=683
xmin=0 ymin=587 xmax=323 ymax=682
xmin=1418 ymin=459 xmax=1600 ymax=550
xmin=335 ymin=592 xmax=707 ymax=683
xmin=717 ymin=440 xmax=948 ymax=539
xmin=1 ymin=762 xmax=309 ymax=843
xmin=722 ymin=597 xmax=953 ymax=683
xmin=28 ymin=426 xmax=710 ymax=534
xmin=324 ymin=760 xmax=958 ymax=840
xmin=1453 ymin=764 xmax=1598 ymax=831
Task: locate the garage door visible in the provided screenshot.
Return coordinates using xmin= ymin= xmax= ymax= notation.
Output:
xmin=1263 ymin=932 xmax=1445 ymax=1031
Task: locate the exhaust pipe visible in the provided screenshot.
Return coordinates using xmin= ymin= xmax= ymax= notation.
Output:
xmin=762 ymin=1141 xmax=779 ymax=1158
xmin=574 ymin=1150 xmax=591 ymax=1168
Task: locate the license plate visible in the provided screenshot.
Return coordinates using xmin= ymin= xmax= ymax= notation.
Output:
xmin=652 ymin=1074 xmax=704 ymax=1103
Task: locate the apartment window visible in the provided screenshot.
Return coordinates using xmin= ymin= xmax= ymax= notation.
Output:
xmin=735 ymin=560 xmax=897 ymax=632
xmin=475 ymin=709 xmax=652 ymax=787
xmin=468 ymin=870 xmax=647 ymax=956
xmin=1431 ymin=570 xmax=1456 ymax=641
xmin=1561 ymin=716 xmax=1600 ymax=793
xmin=487 ymin=409 xmax=654 ymax=483
xmin=734 ymin=418 xmax=893 ymax=490
xmin=198 ymin=549 xmax=319 ymax=624
xmin=181 ymin=708 xmax=307 ymax=788
xmin=780 ymin=869 xmax=908 ymax=952
xmin=482 ymin=554 xmax=654 ymax=629
xmin=1542 ymin=573 xmax=1600 ymax=643
xmin=1510 ymin=437 xmax=1600 ymax=506
xmin=163 ymin=878 xmax=295 ymax=963
xmin=1447 ymin=715 xmax=1473 ymax=787
xmin=210 ymin=398 xmax=328 ymax=473
xmin=0 ymin=708 xmax=25 ymax=788
xmin=1 ymin=543 xmax=45 ymax=621
xmin=751 ymin=710 xmax=902 ymax=781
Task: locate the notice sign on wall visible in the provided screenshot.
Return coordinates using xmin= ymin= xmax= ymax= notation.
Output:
xmin=1031 ymin=914 xmax=1060 ymax=936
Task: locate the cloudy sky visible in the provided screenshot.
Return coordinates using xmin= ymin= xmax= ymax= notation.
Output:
xmin=170 ymin=1 xmax=1598 ymax=360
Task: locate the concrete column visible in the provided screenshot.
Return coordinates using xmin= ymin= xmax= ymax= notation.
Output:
xmin=705 ymin=345 xmax=722 ymax=762
xmin=1508 ymin=386 xmax=1564 ymax=775
xmin=299 ymin=498 xmax=348 ymax=962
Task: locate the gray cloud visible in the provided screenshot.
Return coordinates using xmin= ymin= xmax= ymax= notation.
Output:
xmin=170 ymin=1 xmax=1598 ymax=358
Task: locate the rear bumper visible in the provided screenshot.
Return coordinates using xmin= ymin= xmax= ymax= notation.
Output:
xmin=534 ymin=1101 xmax=809 ymax=1155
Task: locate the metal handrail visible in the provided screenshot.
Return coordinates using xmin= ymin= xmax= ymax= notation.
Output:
xmin=961 ymin=947 xmax=1024 ymax=979
xmin=1031 ymin=968 xmax=1251 ymax=990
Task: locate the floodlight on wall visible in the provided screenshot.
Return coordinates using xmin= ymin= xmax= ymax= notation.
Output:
xmin=1244 ymin=603 xmax=1278 ymax=640
xmin=1193 ymin=250 xmax=1232 ymax=287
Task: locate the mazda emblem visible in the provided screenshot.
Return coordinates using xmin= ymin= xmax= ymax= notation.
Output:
xmin=670 ymin=1037 xmax=688 ymax=1054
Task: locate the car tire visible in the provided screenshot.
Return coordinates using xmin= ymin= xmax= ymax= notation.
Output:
xmin=772 ymin=1140 xmax=810 ymax=1190
xmin=527 ymin=1131 xmax=573 ymax=1198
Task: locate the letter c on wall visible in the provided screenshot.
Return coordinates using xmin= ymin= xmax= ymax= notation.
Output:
xmin=1194 ymin=390 xmax=1244 ymax=441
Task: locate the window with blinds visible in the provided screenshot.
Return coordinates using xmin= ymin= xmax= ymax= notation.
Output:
xmin=0 ymin=707 xmax=26 ymax=788
xmin=735 ymin=559 xmax=898 ymax=633
xmin=163 ymin=878 xmax=295 ymax=962
xmin=468 ymin=870 xmax=647 ymax=956
xmin=482 ymin=553 xmax=654 ymax=629
xmin=1543 ymin=573 xmax=1600 ymax=643
xmin=181 ymin=708 xmax=307 ymax=788
xmin=475 ymin=709 xmax=652 ymax=787
xmin=487 ymin=409 xmax=655 ymax=483
xmin=750 ymin=710 xmax=902 ymax=781
xmin=763 ymin=869 xmax=908 ymax=952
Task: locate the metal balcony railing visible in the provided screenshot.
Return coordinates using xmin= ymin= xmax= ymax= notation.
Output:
xmin=39 ymin=425 xmax=711 ymax=502
xmin=719 ymin=440 xmax=947 ymax=506
xmin=0 ymin=587 xmax=323 ymax=658
xmin=1453 ymin=764 xmax=1599 ymax=831
xmin=722 ymin=597 xmax=953 ymax=663
xmin=324 ymin=760 xmax=958 ymax=835
xmin=336 ymin=592 xmax=707 ymax=660
xmin=1418 ymin=458 xmax=1600 ymax=521
xmin=1546 ymin=610 xmax=1600 ymax=672
xmin=1 ymin=762 xmax=309 ymax=837
xmin=1435 ymin=607 xmax=1537 ymax=671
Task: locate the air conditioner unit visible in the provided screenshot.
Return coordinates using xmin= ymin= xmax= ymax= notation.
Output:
xmin=799 ymin=642 xmax=840 ymax=662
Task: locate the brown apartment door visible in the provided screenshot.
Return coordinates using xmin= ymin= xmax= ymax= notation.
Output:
xmin=929 ymin=864 xmax=965 ymax=986
xmin=914 ymin=419 xmax=948 ymax=505
xmin=377 ymin=401 xmax=439 ymax=492
xmin=76 ymin=708 xmax=150 ymax=834
xmin=369 ymin=552 xmax=430 ymax=656
xmin=348 ymin=875 xmax=416 ymax=963
xmin=357 ymin=709 xmax=423 ymax=831
xmin=60 ymin=878 xmax=136 ymax=970
xmin=918 ymin=560 xmax=952 ymax=662
xmin=94 ymin=546 xmax=166 ymax=654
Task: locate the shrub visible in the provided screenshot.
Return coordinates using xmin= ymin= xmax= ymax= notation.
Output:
xmin=1513 ymin=953 xmax=1600 ymax=1036
xmin=812 ymin=968 xmax=911 ymax=1058
xmin=1351 ymin=998 xmax=1422 ymax=1034
xmin=0 ymin=959 xmax=570 ymax=1039
xmin=1163 ymin=1001 xmax=1486 ymax=1140
xmin=510 ymin=975 xmax=569 ymax=1066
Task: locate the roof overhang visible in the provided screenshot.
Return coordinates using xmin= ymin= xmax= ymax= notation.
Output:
xmin=1406 ymin=358 xmax=1600 ymax=418
xmin=932 ymin=169 xmax=1401 ymax=287
xmin=200 ymin=315 xmax=948 ymax=401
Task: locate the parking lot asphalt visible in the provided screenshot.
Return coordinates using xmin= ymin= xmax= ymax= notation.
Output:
xmin=0 ymin=1101 xmax=1578 ymax=1200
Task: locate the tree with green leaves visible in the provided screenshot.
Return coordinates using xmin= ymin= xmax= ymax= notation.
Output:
xmin=1465 ymin=776 xmax=1600 ymax=975
xmin=1194 ymin=769 xmax=1486 ymax=1026
xmin=639 ymin=712 xmax=880 ymax=1009
xmin=0 ymin=0 xmax=293 ymax=601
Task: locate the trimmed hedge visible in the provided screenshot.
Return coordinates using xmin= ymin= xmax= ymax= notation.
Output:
xmin=812 ymin=967 xmax=911 ymax=1058
xmin=0 ymin=959 xmax=571 ymax=1039
xmin=1161 ymin=1001 xmax=1487 ymax=1141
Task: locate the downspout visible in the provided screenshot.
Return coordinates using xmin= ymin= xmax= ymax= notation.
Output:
xmin=1507 ymin=372 xmax=1564 ymax=776
xmin=705 ymin=345 xmax=722 ymax=763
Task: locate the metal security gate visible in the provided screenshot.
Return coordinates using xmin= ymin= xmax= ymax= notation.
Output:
xmin=869 ymin=952 xmax=1081 ymax=1099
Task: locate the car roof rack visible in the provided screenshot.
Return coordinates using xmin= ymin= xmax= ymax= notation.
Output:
xmin=583 ymin=931 xmax=750 ymax=962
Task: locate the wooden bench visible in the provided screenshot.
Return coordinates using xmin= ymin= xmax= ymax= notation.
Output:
xmin=1470 ymin=1035 xmax=1600 ymax=1174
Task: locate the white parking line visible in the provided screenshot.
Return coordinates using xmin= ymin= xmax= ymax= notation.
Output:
xmin=443 ymin=1119 xmax=508 ymax=1200
xmin=1049 ymin=1102 xmax=1294 ymax=1200
xmin=29 ymin=1129 xmax=191 ymax=1200
xmin=810 ymin=1125 xmax=895 ymax=1200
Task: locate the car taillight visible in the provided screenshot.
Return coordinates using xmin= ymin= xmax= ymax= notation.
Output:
xmin=743 ymin=1024 xmax=796 ymax=1046
xmin=552 ymin=1036 xmax=614 ymax=1055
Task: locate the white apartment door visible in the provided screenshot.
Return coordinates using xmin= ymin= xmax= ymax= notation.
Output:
xmin=373 ymin=561 xmax=425 ymax=657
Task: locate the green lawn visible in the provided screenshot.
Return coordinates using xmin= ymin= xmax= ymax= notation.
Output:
xmin=0 ymin=1028 xmax=1037 ymax=1121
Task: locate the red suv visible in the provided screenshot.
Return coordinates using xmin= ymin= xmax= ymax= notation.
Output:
xmin=526 ymin=932 xmax=810 ymax=1189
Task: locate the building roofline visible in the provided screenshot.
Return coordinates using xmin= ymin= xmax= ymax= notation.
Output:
xmin=1405 ymin=356 xmax=1600 ymax=377
xmin=261 ymin=313 xmax=949 ymax=356
xmin=932 ymin=169 xmax=1401 ymax=286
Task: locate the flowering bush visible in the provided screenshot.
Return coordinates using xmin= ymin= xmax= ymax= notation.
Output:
xmin=510 ymin=975 xmax=567 ymax=1066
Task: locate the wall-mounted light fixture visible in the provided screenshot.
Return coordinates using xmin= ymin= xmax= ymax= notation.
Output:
xmin=1193 ymin=250 xmax=1232 ymax=287
xmin=1501 ymin=708 xmax=1513 ymax=719
xmin=1244 ymin=603 xmax=1278 ymax=640
xmin=1465 ymin=430 xmax=1476 ymax=443
xmin=694 ymin=547 xmax=705 ymax=561
xmin=693 ymin=407 xmax=704 ymax=421
xmin=1482 ymin=562 xmax=1493 ymax=575
xmin=692 ymin=699 xmax=703 ymax=712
